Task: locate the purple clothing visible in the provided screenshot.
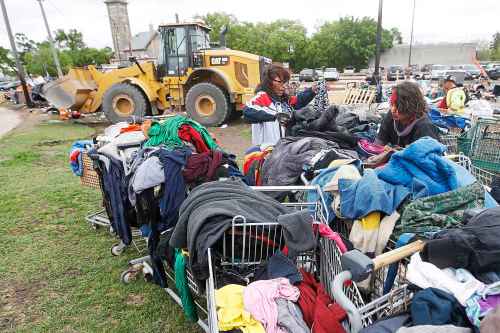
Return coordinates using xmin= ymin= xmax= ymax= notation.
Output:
xmin=479 ymin=294 xmax=500 ymax=313
xmin=243 ymin=278 xmax=300 ymax=333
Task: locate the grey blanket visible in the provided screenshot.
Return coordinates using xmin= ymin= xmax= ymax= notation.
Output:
xmin=261 ymin=136 xmax=340 ymax=187
xmin=169 ymin=178 xmax=291 ymax=280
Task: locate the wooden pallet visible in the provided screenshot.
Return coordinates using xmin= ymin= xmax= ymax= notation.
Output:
xmin=342 ymin=87 xmax=376 ymax=105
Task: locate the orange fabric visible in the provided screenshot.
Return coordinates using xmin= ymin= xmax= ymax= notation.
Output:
xmin=243 ymin=148 xmax=273 ymax=186
xmin=120 ymin=124 xmax=142 ymax=134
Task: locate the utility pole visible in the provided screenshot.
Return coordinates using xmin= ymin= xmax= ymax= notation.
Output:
xmin=0 ymin=0 xmax=34 ymax=107
xmin=408 ymin=0 xmax=416 ymax=67
xmin=37 ymin=0 xmax=63 ymax=78
xmin=374 ymin=0 xmax=383 ymax=78
xmin=374 ymin=0 xmax=383 ymax=102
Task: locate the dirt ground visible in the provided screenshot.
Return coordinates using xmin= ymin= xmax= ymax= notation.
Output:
xmin=210 ymin=117 xmax=252 ymax=158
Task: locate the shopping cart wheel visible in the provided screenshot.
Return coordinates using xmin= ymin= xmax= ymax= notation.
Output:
xmin=111 ymin=242 xmax=126 ymax=256
xmin=120 ymin=269 xmax=138 ymax=284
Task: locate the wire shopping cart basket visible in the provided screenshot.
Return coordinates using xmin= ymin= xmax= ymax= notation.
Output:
xmin=319 ymin=154 xmax=496 ymax=333
xmin=121 ymin=185 xmax=331 ymax=333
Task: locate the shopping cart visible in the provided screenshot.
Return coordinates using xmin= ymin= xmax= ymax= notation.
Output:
xmin=458 ymin=116 xmax=500 ymax=173
xmin=83 ymin=140 xmax=149 ymax=256
xmin=321 ymin=154 xmax=495 ymax=333
xmin=120 ymin=185 xmax=331 ymax=333
xmin=440 ymin=127 xmax=464 ymax=155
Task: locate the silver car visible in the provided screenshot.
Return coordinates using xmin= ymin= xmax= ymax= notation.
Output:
xmin=323 ymin=68 xmax=340 ymax=81
xmin=431 ymin=65 xmax=450 ymax=80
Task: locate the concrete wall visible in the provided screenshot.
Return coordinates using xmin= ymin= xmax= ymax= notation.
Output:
xmin=104 ymin=0 xmax=132 ymax=62
xmin=369 ymin=43 xmax=478 ymax=68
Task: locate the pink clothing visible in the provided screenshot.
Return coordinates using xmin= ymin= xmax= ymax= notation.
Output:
xmin=358 ymin=139 xmax=385 ymax=155
xmin=243 ymin=278 xmax=300 ymax=333
xmin=315 ymin=223 xmax=348 ymax=254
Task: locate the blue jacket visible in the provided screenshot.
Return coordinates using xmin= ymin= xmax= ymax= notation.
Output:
xmin=339 ymin=169 xmax=410 ymax=220
xmin=377 ymin=137 xmax=458 ymax=197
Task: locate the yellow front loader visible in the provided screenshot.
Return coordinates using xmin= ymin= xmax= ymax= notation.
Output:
xmin=43 ymin=22 xmax=271 ymax=126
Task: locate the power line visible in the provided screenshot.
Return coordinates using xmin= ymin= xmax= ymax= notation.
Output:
xmin=46 ymin=0 xmax=65 ymax=19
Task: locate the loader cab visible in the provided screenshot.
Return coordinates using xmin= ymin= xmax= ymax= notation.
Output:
xmin=157 ymin=22 xmax=211 ymax=77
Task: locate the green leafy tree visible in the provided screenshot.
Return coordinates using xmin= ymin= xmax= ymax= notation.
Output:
xmin=54 ymin=29 xmax=85 ymax=50
xmin=12 ymin=29 xmax=112 ymax=77
xmin=490 ymin=32 xmax=500 ymax=51
xmin=23 ymin=41 xmax=72 ymax=77
xmin=310 ymin=16 xmax=394 ymax=70
xmin=0 ymin=46 xmax=16 ymax=76
xmin=194 ymin=12 xmax=238 ymax=45
xmin=390 ymin=28 xmax=403 ymax=45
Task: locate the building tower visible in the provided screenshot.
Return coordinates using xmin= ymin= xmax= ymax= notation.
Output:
xmin=104 ymin=0 xmax=132 ymax=62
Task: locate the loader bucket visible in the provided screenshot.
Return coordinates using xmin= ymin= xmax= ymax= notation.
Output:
xmin=42 ymin=68 xmax=97 ymax=111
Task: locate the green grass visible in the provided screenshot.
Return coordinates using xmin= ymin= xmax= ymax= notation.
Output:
xmin=0 ymin=121 xmax=200 ymax=332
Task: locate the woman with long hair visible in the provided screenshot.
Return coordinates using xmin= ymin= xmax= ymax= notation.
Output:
xmin=376 ymin=81 xmax=439 ymax=147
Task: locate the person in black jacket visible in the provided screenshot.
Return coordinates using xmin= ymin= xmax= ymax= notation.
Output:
xmin=376 ymin=81 xmax=440 ymax=148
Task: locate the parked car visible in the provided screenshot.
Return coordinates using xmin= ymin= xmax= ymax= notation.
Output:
xmin=315 ymin=68 xmax=324 ymax=80
xmin=459 ymin=64 xmax=481 ymax=80
xmin=487 ymin=66 xmax=500 ymax=80
xmin=484 ymin=64 xmax=500 ymax=79
xmin=0 ymin=80 xmax=20 ymax=91
xmin=431 ymin=65 xmax=451 ymax=80
xmin=387 ymin=65 xmax=405 ymax=81
xmin=323 ymin=67 xmax=340 ymax=81
xmin=343 ymin=65 xmax=355 ymax=74
xmin=299 ymin=69 xmax=319 ymax=82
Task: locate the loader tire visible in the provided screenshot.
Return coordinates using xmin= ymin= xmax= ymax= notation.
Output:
xmin=185 ymin=83 xmax=229 ymax=127
xmin=102 ymin=83 xmax=149 ymax=123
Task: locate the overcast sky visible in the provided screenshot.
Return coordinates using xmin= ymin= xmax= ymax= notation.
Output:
xmin=1 ymin=0 xmax=498 ymax=49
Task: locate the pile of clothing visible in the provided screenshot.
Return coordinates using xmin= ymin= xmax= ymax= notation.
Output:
xmin=301 ymin=136 xmax=500 ymax=332
xmin=288 ymin=105 xmax=381 ymax=152
xmin=429 ymin=107 xmax=469 ymax=132
xmin=72 ymin=116 xmax=245 ymax=285
xmin=359 ymin=207 xmax=500 ymax=333
xmin=260 ymin=136 xmax=358 ymax=189
xmin=215 ymin=267 xmax=347 ymax=333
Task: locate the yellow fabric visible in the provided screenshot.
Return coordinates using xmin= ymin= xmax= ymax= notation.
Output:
xmin=328 ymin=159 xmax=357 ymax=169
xmin=360 ymin=212 xmax=381 ymax=230
xmin=215 ymin=284 xmax=265 ymax=333
xmin=446 ymin=88 xmax=466 ymax=114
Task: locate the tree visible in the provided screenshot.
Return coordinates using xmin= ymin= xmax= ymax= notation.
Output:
xmin=15 ymin=33 xmax=37 ymax=54
xmin=0 ymin=46 xmax=16 ymax=76
xmin=54 ymin=29 xmax=85 ymax=50
xmin=310 ymin=16 xmax=394 ymax=70
xmin=194 ymin=12 xmax=238 ymax=45
xmin=11 ymin=30 xmax=113 ymax=77
xmin=198 ymin=12 xmax=310 ymax=70
xmin=390 ymin=28 xmax=403 ymax=45
xmin=490 ymin=32 xmax=500 ymax=51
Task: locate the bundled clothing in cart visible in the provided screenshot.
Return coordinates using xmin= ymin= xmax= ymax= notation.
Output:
xmin=169 ymin=178 xmax=292 ymax=280
xmin=143 ymin=115 xmax=219 ymax=150
xmin=289 ymin=105 xmax=380 ymax=151
xmin=243 ymin=145 xmax=273 ymax=186
xmin=261 ymin=136 xmax=358 ymax=188
xmin=69 ymin=140 xmax=93 ymax=176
